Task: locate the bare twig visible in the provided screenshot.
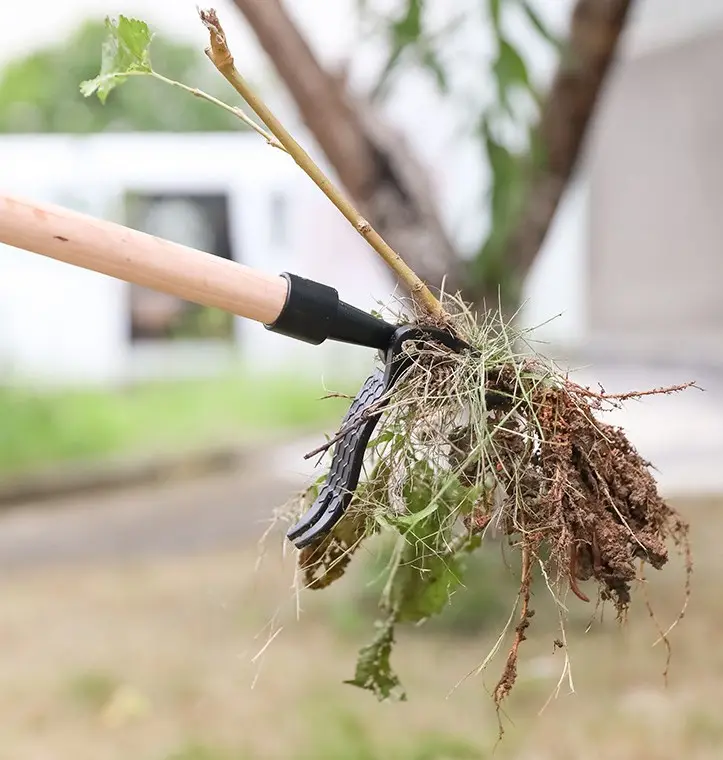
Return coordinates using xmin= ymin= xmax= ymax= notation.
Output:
xmin=567 ymin=380 xmax=699 ymax=402
xmin=303 ymin=426 xmax=359 ymax=461
xmin=97 ymin=69 xmax=287 ymax=149
xmin=198 ymin=8 xmax=448 ymax=321
xmin=303 ymin=396 xmax=387 ymax=460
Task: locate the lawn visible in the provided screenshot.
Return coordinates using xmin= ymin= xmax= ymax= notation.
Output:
xmin=0 ymin=373 xmax=354 ymax=475
xmin=0 ymin=495 xmax=717 ymax=759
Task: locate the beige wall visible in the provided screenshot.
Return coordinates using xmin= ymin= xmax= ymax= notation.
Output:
xmin=587 ymin=29 xmax=723 ymax=359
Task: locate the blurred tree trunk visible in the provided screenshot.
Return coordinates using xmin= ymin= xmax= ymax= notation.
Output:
xmin=230 ymin=0 xmax=634 ymax=307
xmin=484 ymin=0 xmax=636 ymax=308
xmin=230 ymin=0 xmax=464 ymax=296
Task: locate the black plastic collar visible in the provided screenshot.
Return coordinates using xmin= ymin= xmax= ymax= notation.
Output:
xmin=264 ymin=272 xmax=396 ymax=351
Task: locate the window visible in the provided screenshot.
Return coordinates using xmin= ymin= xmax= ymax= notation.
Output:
xmin=125 ymin=192 xmax=236 ymax=342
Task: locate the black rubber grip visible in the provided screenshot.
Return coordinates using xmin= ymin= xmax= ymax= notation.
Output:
xmin=264 ymin=273 xmax=338 ymax=345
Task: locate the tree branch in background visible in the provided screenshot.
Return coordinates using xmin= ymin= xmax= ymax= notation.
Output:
xmin=231 ymin=0 xmax=637 ymax=313
xmin=229 ymin=0 xmax=465 ymax=297
xmin=487 ymin=0 xmax=636 ymax=306
xmin=200 ymin=8 xmax=448 ymax=320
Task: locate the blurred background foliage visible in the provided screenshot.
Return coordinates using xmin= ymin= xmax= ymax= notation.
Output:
xmin=353 ymin=0 xmax=563 ymax=300
xmin=0 ymin=19 xmax=244 ymax=133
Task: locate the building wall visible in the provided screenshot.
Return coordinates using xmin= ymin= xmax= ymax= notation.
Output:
xmin=586 ymin=30 xmax=723 ymax=362
xmin=519 ymin=174 xmax=590 ymax=348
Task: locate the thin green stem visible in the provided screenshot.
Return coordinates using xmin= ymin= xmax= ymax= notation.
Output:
xmin=149 ymin=72 xmax=287 ymax=151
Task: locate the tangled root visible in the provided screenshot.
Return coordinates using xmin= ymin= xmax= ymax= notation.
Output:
xmin=477 ymin=365 xmax=692 ymax=705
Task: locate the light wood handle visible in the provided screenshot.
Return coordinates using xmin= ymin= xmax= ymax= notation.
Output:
xmin=0 ymin=193 xmax=289 ymax=325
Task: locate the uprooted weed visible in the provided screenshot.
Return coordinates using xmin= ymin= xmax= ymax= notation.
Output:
xmin=265 ymin=296 xmax=694 ymax=718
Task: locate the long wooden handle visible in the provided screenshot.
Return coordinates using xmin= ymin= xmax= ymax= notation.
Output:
xmin=0 ymin=193 xmax=289 ymax=325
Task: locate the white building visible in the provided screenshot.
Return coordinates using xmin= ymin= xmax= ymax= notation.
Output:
xmin=1 ymin=0 xmax=722 ymax=385
xmin=524 ymin=4 xmax=723 ymax=366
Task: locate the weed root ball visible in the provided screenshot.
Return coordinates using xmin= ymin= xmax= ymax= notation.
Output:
xmin=278 ymin=301 xmax=693 ymax=709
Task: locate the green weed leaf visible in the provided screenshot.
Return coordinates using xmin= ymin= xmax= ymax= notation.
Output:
xmin=393 ymin=552 xmax=464 ymax=623
xmin=384 ymin=463 xmax=467 ymax=624
xmin=345 ymin=615 xmax=406 ymax=701
xmin=80 ymin=16 xmax=154 ymax=103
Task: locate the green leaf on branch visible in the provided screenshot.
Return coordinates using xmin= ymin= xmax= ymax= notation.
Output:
xmin=520 ymin=1 xmax=563 ymax=50
xmin=372 ymin=0 xmax=425 ymax=99
xmin=345 ymin=615 xmax=406 ymax=701
xmin=493 ymin=37 xmax=530 ymax=112
xmin=392 ymin=0 xmax=424 ymax=45
xmin=487 ymin=0 xmax=502 ymax=31
xmin=80 ymin=16 xmax=154 ymax=103
xmin=472 ymin=118 xmax=528 ymax=299
xmin=482 ymin=119 xmax=526 ymax=228
xmin=420 ymin=45 xmax=448 ymax=93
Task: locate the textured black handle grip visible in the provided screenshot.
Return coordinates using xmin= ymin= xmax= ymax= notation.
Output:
xmin=286 ymin=368 xmax=388 ymax=548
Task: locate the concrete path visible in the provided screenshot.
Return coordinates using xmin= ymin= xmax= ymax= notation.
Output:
xmin=0 ymin=452 xmax=306 ymax=569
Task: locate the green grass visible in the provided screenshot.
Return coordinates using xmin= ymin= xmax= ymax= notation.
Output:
xmin=64 ymin=669 xmax=121 ymax=710
xmin=0 ymin=373 xmax=352 ymax=475
xmin=295 ymin=710 xmax=484 ymax=760
xmin=160 ymin=724 xmax=482 ymax=760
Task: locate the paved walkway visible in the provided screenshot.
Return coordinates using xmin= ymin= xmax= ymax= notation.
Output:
xmin=0 ymin=456 xmax=302 ymax=569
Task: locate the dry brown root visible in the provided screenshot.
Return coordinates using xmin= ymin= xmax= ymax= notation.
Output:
xmin=494 ymin=538 xmax=535 ymax=708
xmin=481 ymin=365 xmax=693 ymax=705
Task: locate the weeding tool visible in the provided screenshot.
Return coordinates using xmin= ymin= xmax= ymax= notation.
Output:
xmin=0 ymin=193 xmax=468 ymax=548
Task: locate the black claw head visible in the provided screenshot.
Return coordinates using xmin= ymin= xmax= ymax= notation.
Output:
xmin=285 ymin=323 xmax=471 ymax=549
xmin=285 ymin=367 xmax=387 ymax=549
